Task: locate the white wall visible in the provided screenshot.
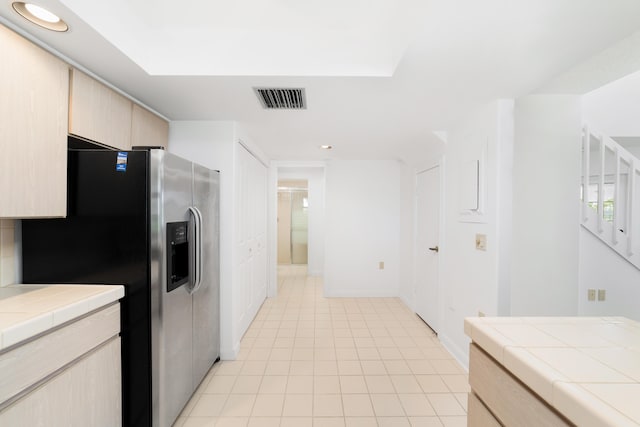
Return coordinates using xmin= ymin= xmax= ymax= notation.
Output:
xmin=168 ymin=121 xmax=238 ymax=359
xmin=579 ymin=228 xmax=640 ymax=320
xmin=277 ymin=166 xmax=325 ymax=277
xmin=324 ymin=160 xmax=410 ymax=297
xmin=582 ymin=71 xmax=640 ymax=137
xmin=511 ymin=95 xmax=582 ymax=316
xmin=437 ymin=100 xmax=514 ymax=367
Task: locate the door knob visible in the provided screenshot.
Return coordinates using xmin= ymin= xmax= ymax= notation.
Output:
xmin=428 ymin=246 xmax=439 ymax=253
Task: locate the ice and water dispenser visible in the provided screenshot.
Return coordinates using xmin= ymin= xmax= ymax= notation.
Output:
xmin=167 ymin=221 xmax=189 ymax=292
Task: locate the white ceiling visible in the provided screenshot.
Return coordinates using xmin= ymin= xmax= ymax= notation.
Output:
xmin=2 ymin=0 xmax=640 ymax=163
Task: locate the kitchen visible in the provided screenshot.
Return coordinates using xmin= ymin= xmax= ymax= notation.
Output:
xmin=2 ymin=1 xmax=640 ymax=426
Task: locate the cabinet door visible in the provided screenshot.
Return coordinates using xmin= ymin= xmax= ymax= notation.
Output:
xmin=0 ymin=24 xmax=68 ymax=218
xmin=0 ymin=337 xmax=122 ymax=427
xmin=131 ymin=103 xmax=169 ymax=149
xmin=69 ymin=69 xmax=132 ymax=150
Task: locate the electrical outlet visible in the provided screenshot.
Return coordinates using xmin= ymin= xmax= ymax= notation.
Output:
xmin=598 ymin=289 xmax=606 ymax=301
xmin=379 ymin=261 xmax=384 ymax=270
xmin=588 ymin=289 xmax=596 ymax=301
xmin=475 ymin=234 xmax=487 ymax=251
xmin=478 ymin=311 xmax=486 ymax=317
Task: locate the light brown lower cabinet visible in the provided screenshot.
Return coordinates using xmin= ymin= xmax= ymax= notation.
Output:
xmin=468 ymin=343 xmax=573 ymax=427
xmin=0 ymin=304 xmax=122 ymax=426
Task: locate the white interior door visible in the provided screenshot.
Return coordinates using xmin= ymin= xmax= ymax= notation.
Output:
xmin=236 ymin=143 xmax=268 ymax=338
xmin=415 ymin=166 xmax=440 ymax=333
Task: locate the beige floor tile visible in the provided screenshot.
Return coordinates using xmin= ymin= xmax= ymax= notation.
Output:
xmin=215 ymin=417 xmax=249 ymax=427
xmin=205 ymin=375 xmax=237 ymax=394
xmin=377 ymin=416 xmax=411 ymax=427
xmin=314 ymin=394 xmax=344 ymax=416
xmin=426 ymin=394 xmax=466 ymax=416
xmin=173 ymin=416 xmax=187 ymax=427
xmin=282 ymin=394 xmax=313 ymax=417
xmin=264 ymin=361 xmax=290 ymax=375
xmin=345 ymin=417 xmax=378 ymax=427
xmin=415 ymin=376 xmax=449 ymax=393
xmin=339 ymin=375 xmax=368 ymax=394
xmin=315 ymin=348 xmax=337 ymax=360
xmin=251 ymin=394 xmax=284 ymax=416
xmin=407 ymin=360 xmax=436 ymax=375
xmin=374 ymin=337 xmax=397 ymax=347
xmin=181 ymin=268 xmax=468 ymax=427
xmin=365 ymin=375 xmax=395 ymax=394
xmin=216 ymin=361 xmax=244 ymax=376
xmin=315 ymin=376 xmax=341 ymax=394
xmin=290 ymin=360 xmax=315 ymax=375
xmin=400 ymin=348 xmax=425 ymax=360
xmin=189 ymin=394 xmax=228 ymax=417
xmin=287 ymin=375 xmax=314 ymax=394
xmin=258 ymin=375 xmax=288 ymax=394
xmin=336 ymin=348 xmax=359 ymax=360
xmin=438 ymin=416 xmax=467 ymax=427
xmin=452 ymin=393 xmax=467 ymax=412
xmin=247 ymin=348 xmax=272 ymax=360
xmin=361 ymin=360 xmax=387 ymax=375
xmin=440 ymin=376 xmax=470 ymax=393
xmin=248 ymin=417 xmax=280 ymax=427
xmin=315 ymin=360 xmax=339 ymax=375
xmin=240 ymin=361 xmax=267 ymax=376
xmin=313 ymin=417 xmax=346 ymax=427
xmin=370 ymin=394 xmax=405 ymax=416
xmin=342 ymin=394 xmax=375 ymax=416
xmin=398 ymin=394 xmax=436 ymax=416
xmin=408 ymin=417 xmax=443 ymax=426
xmin=384 ymin=360 xmax=412 ymax=375
xmin=231 ymin=376 xmax=262 ymax=394
xmin=182 ymin=417 xmax=216 ymax=427
xmin=430 ymin=360 xmax=465 ymax=375
xmin=338 ymin=360 xmax=363 ymax=375
xmin=269 ymin=348 xmax=293 ymax=360
xmin=354 ymin=337 xmax=376 ymax=347
xmin=280 ymin=417 xmax=313 ymax=427
xmin=220 ymin=394 xmax=256 ymax=417
xmin=391 ymin=375 xmax=423 ymax=393
xmin=379 ymin=347 xmax=404 ymax=360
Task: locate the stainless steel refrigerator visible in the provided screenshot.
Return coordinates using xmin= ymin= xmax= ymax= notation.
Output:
xmin=22 ymin=140 xmax=220 ymax=427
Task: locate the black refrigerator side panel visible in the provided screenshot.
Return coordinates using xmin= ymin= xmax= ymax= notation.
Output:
xmin=22 ymin=149 xmax=151 ymax=427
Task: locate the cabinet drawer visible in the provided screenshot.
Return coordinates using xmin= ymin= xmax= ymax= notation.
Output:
xmin=469 ymin=343 xmax=572 ymax=427
xmin=468 ymin=391 xmax=501 ymax=427
xmin=0 ymin=303 xmax=120 ymax=406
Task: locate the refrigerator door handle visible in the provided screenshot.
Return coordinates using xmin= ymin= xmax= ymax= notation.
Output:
xmin=188 ymin=206 xmax=201 ymax=294
xmin=189 ymin=206 xmax=204 ymax=294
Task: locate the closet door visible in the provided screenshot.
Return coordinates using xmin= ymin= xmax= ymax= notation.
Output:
xmin=235 ymin=143 xmax=268 ymax=338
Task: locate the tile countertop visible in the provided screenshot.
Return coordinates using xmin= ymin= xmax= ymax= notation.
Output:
xmin=0 ymin=284 xmax=124 ymax=351
xmin=465 ymin=316 xmax=640 ymax=427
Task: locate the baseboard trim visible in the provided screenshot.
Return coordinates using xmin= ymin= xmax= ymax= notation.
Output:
xmin=438 ymin=333 xmax=470 ymax=372
xmin=220 ymin=341 xmax=240 ymax=361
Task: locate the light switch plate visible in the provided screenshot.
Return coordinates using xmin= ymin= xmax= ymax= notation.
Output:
xmin=379 ymin=261 xmax=384 ymax=270
xmin=475 ymin=234 xmax=487 ymax=251
xmin=598 ymin=289 xmax=606 ymax=301
xmin=588 ymin=289 xmax=596 ymax=301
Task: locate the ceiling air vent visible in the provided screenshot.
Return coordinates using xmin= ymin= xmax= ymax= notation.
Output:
xmin=254 ymin=87 xmax=307 ymax=110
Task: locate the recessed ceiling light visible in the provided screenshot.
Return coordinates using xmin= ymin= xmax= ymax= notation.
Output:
xmin=12 ymin=2 xmax=68 ymax=32
xmin=320 ymin=145 xmax=333 ymax=150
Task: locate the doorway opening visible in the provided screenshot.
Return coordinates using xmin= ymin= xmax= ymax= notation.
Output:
xmin=277 ymin=180 xmax=309 ymax=265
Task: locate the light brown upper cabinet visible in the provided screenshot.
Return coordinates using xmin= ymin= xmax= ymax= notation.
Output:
xmin=131 ymin=104 xmax=169 ymax=149
xmin=0 ymin=24 xmax=69 ymax=218
xmin=69 ymin=69 xmax=132 ymax=150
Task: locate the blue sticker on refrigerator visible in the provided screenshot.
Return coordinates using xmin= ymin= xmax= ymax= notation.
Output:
xmin=116 ymin=151 xmax=128 ymax=172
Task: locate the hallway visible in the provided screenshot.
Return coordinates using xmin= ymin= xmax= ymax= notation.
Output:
xmin=175 ymin=266 xmax=468 ymax=427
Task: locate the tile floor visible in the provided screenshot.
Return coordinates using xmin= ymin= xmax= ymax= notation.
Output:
xmin=174 ymin=265 xmax=469 ymax=427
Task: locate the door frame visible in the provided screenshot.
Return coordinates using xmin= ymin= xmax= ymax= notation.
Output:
xmin=268 ymin=161 xmax=326 ymax=298
xmin=413 ymin=157 xmax=446 ymax=333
